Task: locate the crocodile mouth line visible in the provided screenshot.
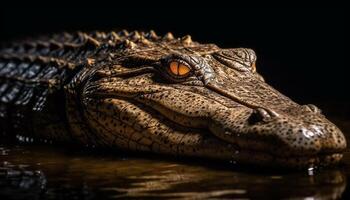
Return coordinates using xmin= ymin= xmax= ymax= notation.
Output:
xmin=234 ymin=149 xmax=343 ymax=168
xmin=212 ymin=135 xmax=344 ymax=168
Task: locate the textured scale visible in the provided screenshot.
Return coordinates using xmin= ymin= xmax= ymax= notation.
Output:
xmin=0 ymin=30 xmax=346 ymax=169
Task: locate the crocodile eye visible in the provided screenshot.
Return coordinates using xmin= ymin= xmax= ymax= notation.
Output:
xmin=168 ymin=61 xmax=191 ymax=76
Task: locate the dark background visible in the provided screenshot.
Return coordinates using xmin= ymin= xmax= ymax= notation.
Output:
xmin=0 ymin=6 xmax=347 ymax=104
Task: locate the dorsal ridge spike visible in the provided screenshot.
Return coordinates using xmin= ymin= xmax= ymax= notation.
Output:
xmin=110 ymin=31 xmax=120 ymax=38
xmin=83 ymin=34 xmax=101 ymax=48
xmin=140 ymin=35 xmax=152 ymax=46
xmin=163 ymin=32 xmax=175 ymax=40
xmin=123 ymin=39 xmax=136 ymax=49
xmin=108 ymin=31 xmax=122 ymax=45
xmin=36 ymin=41 xmax=50 ymax=48
xmin=130 ymin=31 xmax=141 ymax=40
xmin=119 ymin=29 xmax=129 ymax=37
xmin=147 ymin=30 xmax=159 ymax=39
xmin=48 ymin=39 xmax=64 ymax=49
xmin=62 ymin=32 xmax=73 ymax=39
xmin=181 ymin=35 xmax=192 ymax=45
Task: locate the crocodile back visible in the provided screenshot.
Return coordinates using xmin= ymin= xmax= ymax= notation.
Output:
xmin=0 ymin=32 xmax=103 ymax=141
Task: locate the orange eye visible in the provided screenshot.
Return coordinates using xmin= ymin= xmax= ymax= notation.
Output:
xmin=169 ymin=61 xmax=191 ymax=76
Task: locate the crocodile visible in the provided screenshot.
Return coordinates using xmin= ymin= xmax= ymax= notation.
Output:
xmin=0 ymin=30 xmax=346 ymax=168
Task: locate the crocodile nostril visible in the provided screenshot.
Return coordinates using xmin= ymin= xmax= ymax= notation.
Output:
xmin=249 ymin=108 xmax=277 ymax=124
xmin=303 ymin=104 xmax=322 ymax=114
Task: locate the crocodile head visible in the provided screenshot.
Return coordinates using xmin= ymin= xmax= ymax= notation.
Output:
xmin=73 ymin=31 xmax=346 ymax=168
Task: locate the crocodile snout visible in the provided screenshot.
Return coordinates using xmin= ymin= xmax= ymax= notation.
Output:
xmin=272 ymin=109 xmax=347 ymax=157
xmin=209 ymin=103 xmax=346 ymax=167
xmin=248 ymin=105 xmax=346 ymax=156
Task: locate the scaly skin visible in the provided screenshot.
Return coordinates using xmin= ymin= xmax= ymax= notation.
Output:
xmin=0 ymin=30 xmax=346 ymax=168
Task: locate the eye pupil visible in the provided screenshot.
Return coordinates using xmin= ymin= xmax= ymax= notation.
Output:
xmin=170 ymin=61 xmax=179 ymax=75
xmin=169 ymin=61 xmax=190 ymax=76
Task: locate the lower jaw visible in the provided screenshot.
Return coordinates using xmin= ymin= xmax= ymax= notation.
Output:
xmin=175 ymin=144 xmax=343 ymax=169
xmin=274 ymin=153 xmax=343 ymax=169
xmin=228 ymin=150 xmax=344 ymax=169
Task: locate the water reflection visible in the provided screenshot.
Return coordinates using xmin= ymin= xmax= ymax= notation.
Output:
xmin=0 ymin=144 xmax=347 ymax=199
xmin=0 ymin=160 xmax=46 ymax=199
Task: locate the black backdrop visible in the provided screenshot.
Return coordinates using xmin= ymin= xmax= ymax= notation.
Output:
xmin=0 ymin=6 xmax=347 ymax=103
